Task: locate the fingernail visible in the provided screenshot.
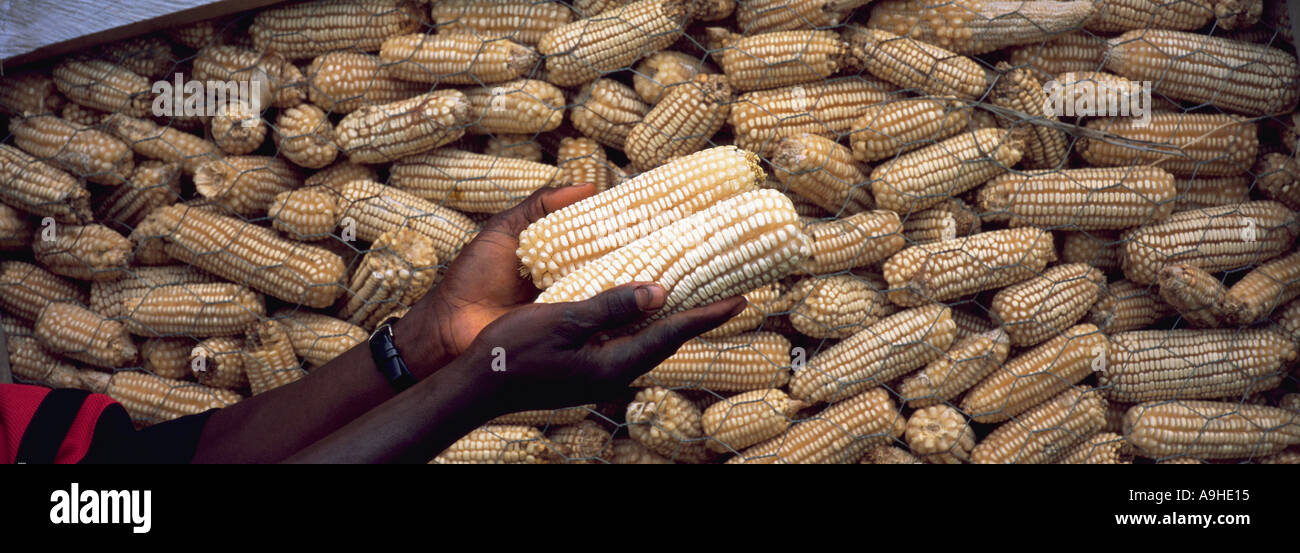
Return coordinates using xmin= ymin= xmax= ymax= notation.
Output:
xmin=635 ymin=285 xmax=664 ymax=311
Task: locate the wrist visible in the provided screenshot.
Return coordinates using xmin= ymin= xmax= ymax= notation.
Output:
xmin=391 ymin=304 xmax=453 ymax=379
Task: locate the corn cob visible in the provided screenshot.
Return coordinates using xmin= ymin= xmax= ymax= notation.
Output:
xmin=1084 ymin=0 xmax=1213 ymax=32
xmin=336 ymin=90 xmax=471 ymax=164
xmin=700 ymin=284 xmax=784 ymax=339
xmin=1105 ymin=30 xmax=1299 ymax=116
xmin=0 ymin=203 xmax=32 ymax=251
xmin=771 ymin=134 xmax=873 ymax=216
xmin=1088 ymin=279 xmax=1175 ymax=332
xmin=849 ymin=98 xmax=971 ymax=164
xmin=906 ymin=404 xmax=975 ymax=464
xmin=979 ymin=167 xmax=1177 ymax=231
xmin=191 ymin=337 xmax=249 ymax=390
xmin=871 ymin=128 xmax=1023 ymax=215
xmin=194 ymin=156 xmax=302 ymax=216
xmin=1119 ymin=201 xmax=1298 ymax=285
xmin=787 ymin=275 xmax=895 ymax=339
xmin=1124 ymin=400 xmax=1300 ymax=460
xmin=121 ymin=283 xmax=265 ymax=338
xmin=432 ymin=425 xmax=563 ymax=464
xmin=949 ymin=307 xmax=997 ymax=341
xmin=1257 ymin=449 xmax=1300 ymax=464
xmin=1102 ymin=329 xmax=1293 ymax=403
xmin=843 ymin=26 xmax=989 ymax=100
xmin=210 ymin=102 xmax=266 ymax=155
xmin=1174 ymin=175 xmax=1251 ymax=211
xmin=1157 ymin=263 xmax=1228 ymax=327
xmin=462 ymin=79 xmax=564 ymax=136
xmin=867 ymin=0 xmax=1097 ymax=56
xmin=268 ymin=188 xmax=341 ymax=241
xmin=1081 ymin=114 xmax=1259 ymax=177
xmin=1046 ymin=70 xmax=1183 ymax=118
xmin=736 ymin=0 xmax=872 ymax=33
xmin=971 ymin=385 xmax=1107 ymax=464
xmin=389 ymin=149 xmax=560 ymax=213
xmin=1059 ymin=231 xmax=1121 ymax=273
xmin=991 ymin=263 xmax=1105 ymax=347
xmin=34 ymin=302 xmax=137 ymax=369
xmin=570 ymin=79 xmax=649 ymax=151
xmin=338 ymin=179 xmax=477 ymax=261
xmin=489 ymin=406 xmax=594 ymax=427
xmin=10 ymin=115 xmax=135 ymax=186
xmin=556 ymin=137 xmax=614 ymax=191
xmin=729 ymin=387 xmax=904 ymax=464
xmin=988 ymin=63 xmax=1067 ymax=169
xmin=60 ymin=103 xmax=108 ymax=128
xmin=900 ymin=328 xmax=1010 ymax=408
xmin=125 ymin=209 xmax=179 ymax=267
xmin=798 ymin=211 xmax=904 ymax=275
xmin=883 ymin=227 xmax=1056 ymax=306
xmin=962 ymin=324 xmax=1107 ymax=424
xmin=1254 ymin=153 xmax=1300 ymax=210
xmin=633 ymin=51 xmax=716 ymax=104
xmin=271 ymin=310 xmax=368 ymax=367
xmin=901 ymin=198 xmax=980 ymax=245
xmin=1220 ymin=251 xmax=1300 ymax=325
xmin=306 ymin=161 xmax=378 ymax=190
xmin=730 ymin=78 xmax=891 ymax=157
xmin=6 ymin=329 xmax=94 ymax=391
xmin=1059 ymin=432 xmax=1133 ymax=464
xmin=97 ymin=161 xmax=183 ymax=228
xmin=89 ymin=266 xmax=221 ymax=319
xmin=141 ymin=204 xmax=346 ymax=308
xmin=249 ymin=0 xmax=426 ymax=60
xmin=31 ymin=223 xmax=132 ymax=282
xmin=548 ymin=420 xmax=613 ymax=463
xmin=1279 ymin=393 xmax=1300 ymax=413
xmin=433 ymin=0 xmax=573 ymax=46
xmin=518 ymin=146 xmax=762 ymax=288
xmin=106 ymin=371 xmax=242 ymax=426
xmin=141 ymin=337 xmax=199 ymax=380
xmin=52 ymin=59 xmax=152 ymax=118
xmin=711 ymin=29 xmax=847 ymax=92
xmin=625 ymin=74 xmax=731 ymax=170
xmin=607 ymin=437 xmax=673 ymax=464
xmin=1006 ymin=32 xmax=1108 ymax=82
xmin=627 ymin=387 xmax=712 ymax=463
xmin=702 ymin=388 xmax=804 ymax=454
xmin=537 ymin=0 xmax=688 ymax=87
xmin=242 ymin=320 xmax=304 ymax=395
xmin=305 ymin=52 xmax=427 ymax=114
xmin=340 ymin=228 xmax=438 ymax=329
xmin=0 ymin=72 xmax=64 ymax=116
xmin=379 ymin=33 xmax=537 ymax=85
xmin=101 ymin=35 xmax=176 ymax=80
xmin=102 ymin=115 xmax=222 ymax=177
xmin=484 ymin=134 xmax=543 ymax=163
xmin=632 ymin=331 xmax=792 ymax=391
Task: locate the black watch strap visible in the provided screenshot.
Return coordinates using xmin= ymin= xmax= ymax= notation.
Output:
xmin=369 ymin=317 xmax=417 ymax=393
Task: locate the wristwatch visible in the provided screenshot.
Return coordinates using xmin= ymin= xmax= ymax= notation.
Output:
xmin=369 ymin=316 xmax=417 ymax=393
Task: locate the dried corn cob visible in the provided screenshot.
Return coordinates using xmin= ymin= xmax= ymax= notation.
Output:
xmin=1102 ymin=329 xmax=1293 ymax=403
xmin=0 ymin=203 xmax=32 ymax=251
xmin=1088 ymin=279 xmax=1176 ymax=332
xmin=798 ymin=210 xmax=904 ymax=275
xmin=249 ymin=0 xmax=426 ymax=60
xmin=210 ymin=101 xmax=266 ymax=155
xmin=700 ymin=284 xmax=784 ymax=339
xmin=102 ymin=115 xmax=222 ymax=177
xmin=729 ymin=387 xmax=903 ymax=464
xmin=305 ymin=52 xmax=427 ymax=114
xmin=35 ymin=302 xmax=137 ymax=369
xmin=570 ymin=79 xmax=649 ymax=150
xmin=991 ymin=263 xmax=1105 ymax=347
xmin=489 ymin=406 xmax=593 ymax=427
xmin=338 ymin=179 xmax=477 ymax=261
xmin=736 ymin=0 xmax=871 ymax=33
xmin=537 ymin=0 xmax=688 ymax=87
xmin=1257 ymin=449 xmax=1300 ymax=464
xmin=772 ymin=134 xmax=873 ymax=215
xmin=1059 ymin=432 xmax=1132 ymax=464
xmin=627 ymin=387 xmax=712 ymax=463
xmin=1059 ymin=231 xmax=1121 ymax=273
xmin=861 ymin=445 xmax=923 ymax=464
xmin=6 ymin=328 xmax=93 ymax=390
xmin=843 ymin=26 xmax=989 ymax=100
xmin=390 ymin=149 xmax=560 ymax=212
xmin=194 ymin=156 xmax=302 ymax=216
xmin=900 ymin=328 xmax=1010 ymax=408
xmin=52 ymin=59 xmax=152 ymax=117
xmin=961 ymin=324 xmax=1107 ymax=424
xmin=555 ymin=137 xmax=613 ymax=191
xmin=518 ymin=146 xmax=762 ymax=288
xmin=106 ymin=371 xmax=242 ymax=426
xmin=632 ymin=331 xmax=792 ymax=391
xmin=379 ymin=33 xmax=537 ymax=85
xmin=432 ymin=425 xmax=563 ymax=464
xmin=242 ymin=320 xmax=304 ymax=395
xmin=10 ymin=115 xmax=135 ymax=186
xmin=548 ymin=420 xmax=613 ymax=463
xmin=1254 ymin=153 xmax=1300 ymax=210
xmin=340 ymin=227 xmax=438 ymax=329
xmin=336 ymin=90 xmax=471 ymax=164
xmin=950 ymin=307 xmax=997 ymax=340
xmin=1157 ymin=263 xmax=1228 ymax=327
xmin=906 ymin=404 xmax=975 ymax=464
xmin=1119 ymin=201 xmax=1298 ymax=285
xmin=269 ymin=188 xmax=341 ymax=241
xmin=306 ymin=161 xmax=378 ymax=190
xmin=730 ymin=78 xmax=890 ymax=156
xmin=31 ymin=223 xmax=132 ymax=282
xmin=433 ymin=0 xmax=572 ymax=46
xmin=607 ymin=438 xmax=673 ymax=464
xmin=89 ymin=266 xmax=221 ymax=319
xmin=787 ymin=275 xmax=895 ymax=339
xmin=0 ymin=72 xmax=64 ymax=116
xmin=1105 ymin=30 xmax=1299 ymax=116
xmin=141 ymin=337 xmax=199 ymax=380
xmin=191 ymin=337 xmax=249 ymax=390
xmin=702 ymin=388 xmax=804 ymax=453
xmin=1220 ymin=251 xmax=1300 ymax=325
xmin=485 ymin=134 xmax=544 ymax=163
xmin=883 ymin=227 xmax=1056 ymax=306
xmin=979 ymin=166 xmax=1177 ymax=231
xmin=871 ymin=128 xmax=1023 ymax=215
xmin=102 ymin=35 xmax=176 ymax=80
xmin=60 ymin=103 xmax=108 ymax=128
xmin=988 ymin=63 xmax=1067 ymax=169
xmin=0 ymin=145 xmax=91 ymax=224
xmin=1082 ymin=114 xmax=1259 ymax=178
xmin=971 ymin=385 xmax=1107 ymax=464
xmin=712 ymin=29 xmax=847 ymax=92
xmin=1084 ymin=0 xmax=1213 ymax=32
xmin=1174 ymin=175 xmax=1251 ymax=211
xmin=849 ymin=98 xmax=971 ymax=163
xmin=868 ymin=0 xmax=1096 ymax=56
xmin=633 ymin=51 xmax=715 ymax=104
xmin=272 ymin=310 xmax=367 ymax=367
xmin=901 ymin=198 xmax=980 ymax=245
xmin=97 ymin=161 xmax=183 ymax=228
xmin=1278 ymin=393 xmax=1300 ymax=412
xmin=121 ymin=283 xmax=265 ymax=338
xmin=463 ymin=79 xmax=564 ymax=136
xmin=1007 ymin=32 xmax=1108 ymax=82
xmin=1124 ymin=400 xmax=1300 ymax=460
xmin=625 ymin=74 xmax=731 ymax=171
xmin=141 ymin=204 xmax=346 ymax=308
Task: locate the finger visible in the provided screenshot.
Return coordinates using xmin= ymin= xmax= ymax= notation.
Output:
xmin=552 ymin=283 xmax=666 ymax=341
xmin=487 ymin=182 xmax=598 ymax=236
xmin=595 ymin=296 xmax=748 ymax=382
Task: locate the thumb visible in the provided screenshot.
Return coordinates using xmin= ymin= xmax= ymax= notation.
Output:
xmin=554 ymin=283 xmax=667 ymax=341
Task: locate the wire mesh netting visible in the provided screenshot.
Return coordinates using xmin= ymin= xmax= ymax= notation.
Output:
xmin=0 ymin=0 xmax=1298 ymax=464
